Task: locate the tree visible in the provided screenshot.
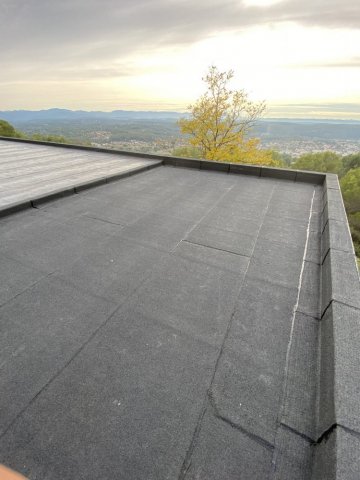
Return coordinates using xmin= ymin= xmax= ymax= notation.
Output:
xmin=340 ymin=167 xmax=360 ymax=213
xmin=178 ymin=66 xmax=279 ymax=165
xmin=0 ymin=119 xmax=22 ymax=138
xmin=341 ymin=153 xmax=360 ymax=177
xmin=172 ymin=145 xmax=202 ymax=159
xmin=291 ymin=151 xmax=343 ymax=174
xmin=340 ymin=167 xmax=360 ymax=259
xmin=347 ymin=212 xmax=360 ymax=258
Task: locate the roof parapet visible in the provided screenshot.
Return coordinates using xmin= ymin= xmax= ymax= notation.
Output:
xmin=0 ymin=136 xmax=325 ymax=184
xmin=312 ymin=173 xmax=360 ymax=479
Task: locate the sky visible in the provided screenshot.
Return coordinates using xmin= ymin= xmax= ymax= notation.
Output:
xmin=0 ymin=0 xmax=359 ymax=118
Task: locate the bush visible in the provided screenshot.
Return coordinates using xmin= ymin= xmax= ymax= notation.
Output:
xmin=0 ymin=119 xmax=22 ymax=138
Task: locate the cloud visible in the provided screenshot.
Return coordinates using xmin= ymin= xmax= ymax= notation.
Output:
xmin=283 ymin=102 xmax=359 ymax=108
xmin=267 ymin=102 xmax=360 ymax=119
xmin=1 ymin=0 xmax=359 ymax=62
xmin=271 ymin=102 xmax=360 ymax=112
xmin=0 ymin=0 xmax=359 ymax=95
xmin=313 ymin=58 xmax=360 ymax=68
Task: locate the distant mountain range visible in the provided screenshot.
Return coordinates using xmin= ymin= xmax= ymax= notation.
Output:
xmin=1 ymin=108 xmax=360 ymax=124
xmin=0 ymin=108 xmax=184 ymax=122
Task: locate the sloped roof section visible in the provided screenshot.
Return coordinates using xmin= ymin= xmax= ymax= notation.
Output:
xmin=0 ymin=138 xmax=359 ymax=480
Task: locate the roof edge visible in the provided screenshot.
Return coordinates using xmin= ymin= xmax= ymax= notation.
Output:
xmin=313 ymin=174 xmax=360 ymax=479
xmin=0 ymin=157 xmax=160 ymax=219
xmin=0 ymin=136 xmax=325 ymax=185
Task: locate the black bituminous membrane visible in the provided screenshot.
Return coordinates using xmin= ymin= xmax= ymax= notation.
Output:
xmin=0 ymin=138 xmax=359 ymax=480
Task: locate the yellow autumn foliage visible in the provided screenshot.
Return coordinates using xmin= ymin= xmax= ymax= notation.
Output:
xmin=178 ymin=66 xmax=278 ymax=166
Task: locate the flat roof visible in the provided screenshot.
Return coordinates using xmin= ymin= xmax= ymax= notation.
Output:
xmin=0 ymin=140 xmax=160 ymax=212
xmin=0 ymin=139 xmax=359 ymax=480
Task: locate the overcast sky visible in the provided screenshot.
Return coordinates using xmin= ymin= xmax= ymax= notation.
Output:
xmin=1 ymin=0 xmax=359 ymax=117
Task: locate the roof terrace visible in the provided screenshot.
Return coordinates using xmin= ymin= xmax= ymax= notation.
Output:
xmin=0 ymin=138 xmax=359 ymax=480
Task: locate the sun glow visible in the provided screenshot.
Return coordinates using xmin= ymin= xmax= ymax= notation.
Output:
xmin=242 ymin=0 xmax=284 ymax=7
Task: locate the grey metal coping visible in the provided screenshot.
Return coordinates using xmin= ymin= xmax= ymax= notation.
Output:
xmin=1 ymin=136 xmax=360 ymax=479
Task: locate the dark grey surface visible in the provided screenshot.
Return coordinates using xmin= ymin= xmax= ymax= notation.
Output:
xmin=173 ymin=240 xmax=249 ymax=274
xmin=297 ymin=261 xmax=321 ymax=318
xmin=305 ymin=229 xmax=321 ymax=264
xmin=210 ymin=277 xmax=299 ymax=445
xmin=0 ymin=254 xmax=46 ymax=305
xmin=321 ymin=188 xmax=348 ymax=231
xmin=272 ymin=425 xmax=313 ymax=480
xmin=321 ymin=249 xmax=360 ymax=315
xmin=318 ymin=302 xmax=360 ymax=436
xmin=281 ymin=312 xmax=319 ymax=439
xmin=182 ymin=410 xmax=273 ymax=480
xmin=247 ymin=238 xmax=304 ymax=288
xmin=0 ymin=276 xmax=116 ymax=435
xmin=312 ymin=426 xmax=360 ymax=480
xmin=0 ymin=309 xmax=218 ymax=480
xmin=0 ymin=161 xmax=355 ymax=479
xmin=321 ymin=219 xmax=354 ymax=262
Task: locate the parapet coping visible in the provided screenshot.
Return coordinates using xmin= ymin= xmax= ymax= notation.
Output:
xmin=0 ymin=136 xmax=325 ymax=218
xmin=313 ymin=173 xmax=360 ymax=479
xmin=0 ymin=135 xmax=325 ymax=184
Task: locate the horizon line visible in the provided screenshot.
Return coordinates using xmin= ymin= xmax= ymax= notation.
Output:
xmin=1 ymin=107 xmax=360 ymax=123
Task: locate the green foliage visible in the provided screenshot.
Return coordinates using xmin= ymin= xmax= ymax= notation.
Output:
xmin=0 ymin=119 xmax=92 ymax=146
xmin=291 ymin=151 xmax=343 ymax=174
xmin=278 ymin=152 xmax=294 ymax=167
xmin=341 ymin=153 xmax=360 ymax=177
xmin=172 ymin=146 xmax=202 ymax=158
xmin=348 ymin=213 xmax=360 ymax=258
xmin=340 ymin=169 xmax=360 ymax=258
xmin=30 ymin=133 xmax=68 ymax=143
xmin=290 ymin=149 xmax=360 ymax=262
xmin=264 ymin=150 xmax=287 ymax=167
xmin=0 ymin=119 xmax=22 ymax=138
xmin=340 ymin=168 xmax=360 ymax=213
xmin=0 ymin=120 xmax=70 ymax=143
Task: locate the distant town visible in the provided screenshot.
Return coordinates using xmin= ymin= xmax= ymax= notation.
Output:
xmin=93 ymin=137 xmax=360 ymax=158
xmin=260 ymin=139 xmax=360 ymax=158
xmin=0 ymin=109 xmax=359 ymax=159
